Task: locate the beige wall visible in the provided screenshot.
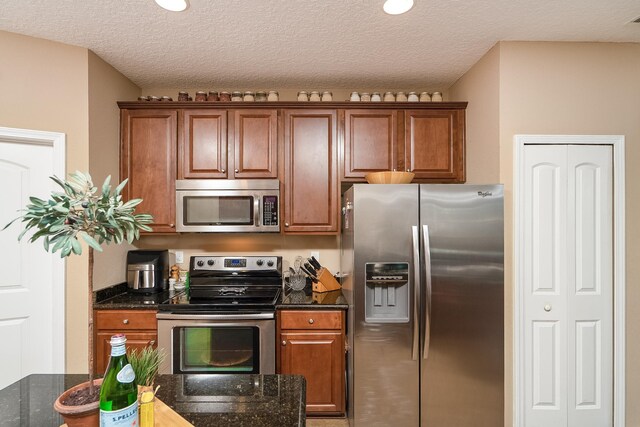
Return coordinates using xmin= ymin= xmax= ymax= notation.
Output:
xmin=452 ymin=41 xmax=640 ymax=426
xmin=449 ymin=44 xmax=501 ymax=184
xmin=88 ymin=51 xmax=140 ymax=290
xmin=0 ymin=30 xmax=90 ymax=374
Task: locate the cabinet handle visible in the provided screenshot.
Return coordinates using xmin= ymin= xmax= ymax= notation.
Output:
xmin=235 ymin=169 xmax=239 ymax=173
xmin=308 ymin=318 xmax=314 ymax=324
xmin=281 ymin=340 xmax=287 ymax=346
xmin=406 ymin=169 xmax=410 ymax=172
xmin=122 ymin=319 xmax=129 ymax=324
xmin=285 ymin=223 xmax=289 ymax=227
xmin=169 ymin=223 xmax=175 ymax=228
xmin=221 ymin=169 xmax=226 ymax=173
xmin=149 ymin=340 xmax=156 ymax=346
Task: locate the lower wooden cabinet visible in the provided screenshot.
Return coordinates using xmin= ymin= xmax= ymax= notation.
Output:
xmin=94 ymin=309 xmax=158 ymax=374
xmin=277 ymin=310 xmax=346 ymax=415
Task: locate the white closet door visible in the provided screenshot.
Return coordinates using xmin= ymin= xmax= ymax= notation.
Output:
xmin=523 ymin=144 xmax=612 ymax=427
xmin=566 ymin=146 xmax=613 ymax=426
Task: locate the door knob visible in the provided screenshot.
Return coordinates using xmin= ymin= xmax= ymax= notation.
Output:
xmin=281 ymin=340 xmax=287 ymax=346
xmin=285 ymin=223 xmax=289 ymax=227
xmin=235 ymin=169 xmax=239 ymax=173
xmin=122 ymin=319 xmax=129 ymax=324
xmin=308 ymin=318 xmax=315 ymax=324
xmin=544 ymin=304 xmax=552 ymax=312
xmin=221 ymin=169 xmax=226 ymax=173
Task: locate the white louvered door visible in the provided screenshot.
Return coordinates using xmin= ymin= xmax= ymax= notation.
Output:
xmin=523 ymin=144 xmax=612 ymax=427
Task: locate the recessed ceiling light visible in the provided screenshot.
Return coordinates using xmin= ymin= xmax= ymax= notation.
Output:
xmin=155 ymin=0 xmax=189 ymax=12
xmin=383 ymin=0 xmax=414 ymax=15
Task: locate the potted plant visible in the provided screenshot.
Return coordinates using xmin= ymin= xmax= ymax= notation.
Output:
xmin=4 ymin=171 xmax=153 ymax=426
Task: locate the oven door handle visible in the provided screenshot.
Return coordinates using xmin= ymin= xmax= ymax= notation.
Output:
xmin=156 ymin=312 xmax=275 ymax=320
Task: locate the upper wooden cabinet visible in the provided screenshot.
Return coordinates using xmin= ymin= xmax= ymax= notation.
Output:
xmin=230 ymin=109 xmax=278 ymax=178
xmin=282 ymin=109 xmax=338 ymax=234
xmin=179 ymin=109 xmax=228 ymax=179
xmin=403 ymin=109 xmax=465 ymax=181
xmin=120 ymin=109 xmax=177 ymax=233
xmin=342 ymin=109 xmax=397 ymax=180
xmin=178 ymin=109 xmax=277 ymax=179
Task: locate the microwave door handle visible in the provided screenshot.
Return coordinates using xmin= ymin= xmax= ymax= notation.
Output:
xmin=254 ymin=196 xmax=260 ymax=227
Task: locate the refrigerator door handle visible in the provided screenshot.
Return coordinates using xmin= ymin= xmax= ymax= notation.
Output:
xmin=411 ymin=225 xmax=420 ymax=361
xmin=422 ymin=224 xmax=432 ymax=360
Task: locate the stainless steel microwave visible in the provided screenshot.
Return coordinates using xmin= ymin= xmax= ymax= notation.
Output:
xmin=176 ymin=180 xmax=280 ymax=232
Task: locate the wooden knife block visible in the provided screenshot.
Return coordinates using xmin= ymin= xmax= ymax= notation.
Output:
xmin=312 ymin=267 xmax=341 ymax=293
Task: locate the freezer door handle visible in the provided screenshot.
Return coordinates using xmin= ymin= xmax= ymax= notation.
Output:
xmin=411 ymin=225 xmax=420 ymax=361
xmin=422 ymin=224 xmax=432 ymax=360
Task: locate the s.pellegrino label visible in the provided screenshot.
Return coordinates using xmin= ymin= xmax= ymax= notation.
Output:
xmin=100 ymin=401 xmax=138 ymax=427
xmin=99 ymin=334 xmax=138 ymax=427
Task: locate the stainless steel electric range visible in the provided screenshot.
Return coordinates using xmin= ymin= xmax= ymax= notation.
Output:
xmin=157 ymin=256 xmax=282 ymax=375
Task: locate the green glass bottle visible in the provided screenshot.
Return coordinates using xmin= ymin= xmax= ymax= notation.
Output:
xmin=99 ymin=334 xmax=138 ymax=427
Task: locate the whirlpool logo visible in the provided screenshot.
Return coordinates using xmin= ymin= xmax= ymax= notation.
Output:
xmin=477 ymin=191 xmax=493 ymax=198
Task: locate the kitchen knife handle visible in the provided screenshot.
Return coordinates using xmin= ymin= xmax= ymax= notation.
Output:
xmin=310 ymin=256 xmax=322 ymax=270
xmin=411 ymin=226 xmax=420 ymax=361
xmin=422 ymin=225 xmax=432 ymax=360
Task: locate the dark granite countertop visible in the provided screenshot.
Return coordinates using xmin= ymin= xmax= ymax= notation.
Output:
xmin=94 ymin=282 xmax=184 ymax=310
xmin=277 ymin=286 xmax=348 ymax=310
xmin=95 ymin=282 xmax=348 ymax=311
xmin=0 ymin=374 xmax=306 ymax=427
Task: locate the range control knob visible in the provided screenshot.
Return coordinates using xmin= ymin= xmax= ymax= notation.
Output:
xmin=267 ymin=260 xmax=274 ymax=267
xmin=196 ymin=260 xmax=204 ymax=267
xmin=207 ymin=259 xmax=215 ymax=266
xmin=256 ymin=259 xmax=264 ymax=267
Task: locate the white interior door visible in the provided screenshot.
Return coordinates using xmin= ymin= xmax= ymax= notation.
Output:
xmin=0 ymin=128 xmax=65 ymax=389
xmin=522 ymin=144 xmax=612 ymax=427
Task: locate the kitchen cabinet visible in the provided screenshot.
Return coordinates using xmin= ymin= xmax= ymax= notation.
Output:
xmin=178 ymin=109 xmax=278 ymax=179
xmin=94 ymin=309 xmax=158 ymax=374
xmin=282 ymin=109 xmax=339 ymax=234
xmin=277 ymin=310 xmax=346 ymax=415
xmin=342 ymin=109 xmax=398 ymax=180
xmin=230 ymin=109 xmax=278 ymax=178
xmin=403 ymin=109 xmax=465 ymax=181
xmin=178 ymin=109 xmax=228 ymax=179
xmin=343 ymin=107 xmax=465 ymax=182
xmin=120 ymin=109 xmax=177 ymax=233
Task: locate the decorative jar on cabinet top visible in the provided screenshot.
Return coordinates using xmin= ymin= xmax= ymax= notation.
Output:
xmin=350 ymin=92 xmax=361 ymax=101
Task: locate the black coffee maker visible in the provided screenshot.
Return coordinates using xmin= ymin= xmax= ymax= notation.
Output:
xmin=126 ymin=250 xmax=169 ymax=293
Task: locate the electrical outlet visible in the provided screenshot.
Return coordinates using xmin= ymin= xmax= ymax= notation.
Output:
xmin=310 ymin=251 xmax=320 ymax=262
xmin=175 ymin=251 xmax=184 ymax=264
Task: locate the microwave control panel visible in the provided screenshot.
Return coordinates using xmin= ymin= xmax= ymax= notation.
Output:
xmin=262 ymin=196 xmax=278 ymax=226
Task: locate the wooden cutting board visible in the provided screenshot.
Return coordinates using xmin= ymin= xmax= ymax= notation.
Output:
xmin=61 ymin=397 xmax=192 ymax=427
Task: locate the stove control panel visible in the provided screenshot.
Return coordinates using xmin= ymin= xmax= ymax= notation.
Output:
xmin=191 ymin=256 xmax=281 ymax=273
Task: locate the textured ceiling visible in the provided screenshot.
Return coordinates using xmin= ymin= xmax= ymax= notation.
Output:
xmin=1 ymin=0 xmax=639 ymax=90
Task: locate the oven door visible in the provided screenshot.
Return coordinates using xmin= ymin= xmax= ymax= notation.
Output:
xmin=157 ymin=313 xmax=276 ymax=374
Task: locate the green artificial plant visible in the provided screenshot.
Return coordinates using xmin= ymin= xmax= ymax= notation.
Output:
xmin=4 ymin=171 xmax=153 ymax=396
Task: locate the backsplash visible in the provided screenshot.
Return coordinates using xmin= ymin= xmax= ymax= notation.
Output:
xmin=133 ymin=234 xmax=341 ymax=274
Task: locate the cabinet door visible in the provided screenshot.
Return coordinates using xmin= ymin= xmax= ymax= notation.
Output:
xmin=231 ymin=109 xmax=278 ymax=178
xmin=283 ymin=110 xmax=338 ymax=233
xmin=120 ymin=109 xmax=177 ymax=233
xmin=179 ymin=109 xmax=228 ymax=179
xmin=96 ymin=331 xmax=157 ymax=374
xmin=404 ymin=109 xmax=465 ymax=181
xmin=280 ymin=331 xmax=345 ymax=414
xmin=343 ymin=110 xmax=397 ymax=180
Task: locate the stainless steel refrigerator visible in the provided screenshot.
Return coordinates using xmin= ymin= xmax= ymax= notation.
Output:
xmin=341 ymin=184 xmax=504 ymax=426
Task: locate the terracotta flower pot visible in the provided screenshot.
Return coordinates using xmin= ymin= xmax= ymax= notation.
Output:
xmin=53 ymin=378 xmax=102 ymax=427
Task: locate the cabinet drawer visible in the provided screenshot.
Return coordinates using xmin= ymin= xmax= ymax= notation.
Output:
xmin=95 ymin=310 xmax=157 ymax=331
xmin=280 ymin=310 xmax=342 ymax=330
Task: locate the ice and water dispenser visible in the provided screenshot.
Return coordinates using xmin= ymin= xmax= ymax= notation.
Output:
xmin=364 ymin=262 xmax=410 ymax=323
